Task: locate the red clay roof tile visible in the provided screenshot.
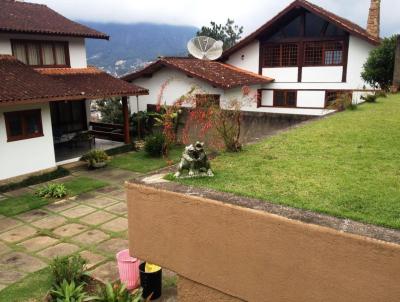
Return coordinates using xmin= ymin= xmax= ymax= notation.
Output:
xmin=0 ymin=0 xmax=109 ymax=39
xmin=0 ymin=55 xmax=147 ymax=106
xmin=122 ymin=57 xmax=274 ymax=89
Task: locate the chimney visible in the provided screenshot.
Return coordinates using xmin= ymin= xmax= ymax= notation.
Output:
xmin=366 ymin=0 xmax=381 ymax=38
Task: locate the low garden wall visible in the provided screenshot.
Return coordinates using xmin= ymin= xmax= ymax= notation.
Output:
xmin=126 ymin=182 xmax=400 ymax=302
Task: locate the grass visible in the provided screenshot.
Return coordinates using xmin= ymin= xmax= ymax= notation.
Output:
xmin=109 ymin=145 xmax=182 ymax=173
xmin=176 ymin=95 xmax=400 ymax=229
xmin=0 ymin=268 xmax=52 ymax=301
xmin=0 ymin=176 xmax=108 ymax=216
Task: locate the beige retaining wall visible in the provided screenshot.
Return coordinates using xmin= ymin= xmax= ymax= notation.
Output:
xmin=126 ymin=183 xmax=400 ymax=302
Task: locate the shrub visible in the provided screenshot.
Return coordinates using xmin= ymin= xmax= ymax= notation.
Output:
xmin=81 ymin=150 xmax=109 ymax=168
xmin=328 ymin=94 xmax=357 ymax=111
xmin=93 ymin=282 xmax=144 ymax=302
xmin=50 ymin=255 xmax=88 ymax=285
xmin=144 ymin=133 xmax=166 ymax=157
xmin=361 ymin=94 xmax=378 ymax=103
xmin=36 ymin=183 xmax=68 ymax=199
xmin=50 ymin=280 xmax=89 ymax=302
xmin=375 ymin=91 xmax=387 ymax=98
xmin=361 ymin=35 xmax=397 ymax=91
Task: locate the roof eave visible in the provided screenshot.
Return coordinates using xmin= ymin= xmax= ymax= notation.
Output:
xmin=0 ymin=29 xmax=110 ymax=40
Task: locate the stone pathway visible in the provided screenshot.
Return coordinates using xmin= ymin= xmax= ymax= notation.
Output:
xmin=0 ymin=166 xmax=177 ymax=300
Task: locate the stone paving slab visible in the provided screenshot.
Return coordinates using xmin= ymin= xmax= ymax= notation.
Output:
xmin=37 ymin=243 xmax=80 ymax=259
xmin=81 ymin=197 xmax=119 ymax=209
xmin=71 ymin=192 xmax=97 ymax=202
xmin=79 ymin=250 xmax=106 ymax=269
xmin=0 ymin=252 xmax=46 ymax=273
xmin=100 ymin=217 xmax=128 ymax=233
xmin=97 ymin=238 xmax=128 ymax=255
xmin=53 ymin=223 xmax=88 ymax=237
xmin=80 ymin=211 xmax=116 ymax=226
xmin=0 ymin=242 xmax=11 ymax=255
xmin=90 ymin=261 xmax=119 ymax=283
xmin=72 ymin=229 xmax=109 ymax=245
xmin=32 ymin=215 xmax=67 ymax=230
xmin=0 ymin=225 xmax=37 ymax=243
xmin=110 ymin=190 xmax=127 ymax=201
xmin=0 ymin=194 xmax=7 ymax=202
xmin=17 ymin=236 xmax=59 ymax=252
xmin=0 ymin=216 xmax=22 ymax=233
xmin=0 ymin=270 xmax=26 ymax=285
xmin=105 ymin=202 xmax=127 ymax=215
xmin=59 ymin=205 xmax=96 ymax=218
xmin=95 ymin=186 xmax=121 ymax=194
xmin=44 ymin=200 xmax=78 ymax=213
xmin=15 ymin=209 xmax=49 ymax=222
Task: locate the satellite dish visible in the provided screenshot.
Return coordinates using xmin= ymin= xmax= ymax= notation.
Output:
xmin=187 ymin=36 xmax=224 ymax=60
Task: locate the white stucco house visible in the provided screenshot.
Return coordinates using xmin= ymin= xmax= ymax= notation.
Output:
xmin=0 ymin=0 xmax=147 ymax=182
xmin=123 ymin=0 xmax=380 ymax=116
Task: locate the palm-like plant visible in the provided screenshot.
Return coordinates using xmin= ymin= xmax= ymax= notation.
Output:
xmin=50 ymin=280 xmax=92 ymax=302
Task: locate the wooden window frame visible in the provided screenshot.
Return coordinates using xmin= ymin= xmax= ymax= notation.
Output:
xmin=303 ymin=40 xmax=344 ymax=67
xmin=261 ymin=42 xmax=299 ymax=68
xmin=11 ymin=39 xmax=70 ymax=68
xmin=4 ymin=109 xmax=44 ymax=142
xmin=273 ymin=90 xmax=297 ymax=108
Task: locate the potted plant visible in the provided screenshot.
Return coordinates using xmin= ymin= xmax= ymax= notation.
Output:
xmin=81 ymin=149 xmax=109 ymax=169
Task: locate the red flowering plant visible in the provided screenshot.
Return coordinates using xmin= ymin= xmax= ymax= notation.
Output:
xmin=154 ymin=78 xmax=258 ymax=154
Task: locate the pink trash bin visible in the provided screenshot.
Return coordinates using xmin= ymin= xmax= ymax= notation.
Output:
xmin=116 ymin=249 xmax=140 ymax=290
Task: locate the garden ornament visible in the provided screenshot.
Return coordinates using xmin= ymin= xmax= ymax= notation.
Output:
xmin=174 ymin=141 xmax=214 ymax=178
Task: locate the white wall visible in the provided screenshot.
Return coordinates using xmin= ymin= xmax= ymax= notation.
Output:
xmin=347 ymin=35 xmax=375 ymax=89
xmin=0 ymin=103 xmax=56 ymax=181
xmin=302 ymin=66 xmax=343 ymax=83
xmin=262 ymin=67 xmax=298 ymax=82
xmin=225 ymin=41 xmax=260 ymax=74
xmin=130 ymin=67 xmax=224 ymax=112
xmin=297 ymin=91 xmax=326 ymax=108
xmin=0 ymin=33 xmax=87 ymax=68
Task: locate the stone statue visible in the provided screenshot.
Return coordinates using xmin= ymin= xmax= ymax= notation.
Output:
xmin=174 ymin=141 xmax=214 ymax=178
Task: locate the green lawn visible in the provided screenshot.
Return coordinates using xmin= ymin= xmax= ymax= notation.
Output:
xmin=0 ymin=268 xmax=52 ymax=302
xmin=109 ymin=146 xmax=183 ymax=173
xmin=0 ymin=176 xmax=108 ymax=216
xmin=177 ymin=95 xmax=400 ymax=229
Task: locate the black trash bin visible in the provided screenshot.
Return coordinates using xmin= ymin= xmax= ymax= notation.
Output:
xmin=139 ymin=262 xmax=162 ymax=300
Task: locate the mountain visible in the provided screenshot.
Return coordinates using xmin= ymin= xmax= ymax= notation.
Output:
xmin=81 ymin=22 xmax=198 ymax=76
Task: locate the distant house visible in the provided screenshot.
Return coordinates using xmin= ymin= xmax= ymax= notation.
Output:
xmin=0 ymin=0 xmax=148 ymax=182
xmin=123 ymin=0 xmax=380 ymax=116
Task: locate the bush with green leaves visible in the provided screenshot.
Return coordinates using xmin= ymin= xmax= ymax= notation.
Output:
xmin=50 ymin=255 xmax=88 ymax=286
xmin=361 ymin=35 xmax=397 ymax=91
xmin=144 ymin=133 xmax=166 ymax=157
xmin=93 ymin=282 xmax=143 ymax=302
xmin=81 ymin=150 xmax=109 ymax=168
xmin=361 ymin=94 xmax=378 ymax=103
xmin=50 ymin=280 xmax=91 ymax=302
xmin=36 ymin=183 xmax=68 ymax=199
xmin=328 ymin=94 xmax=357 ymax=111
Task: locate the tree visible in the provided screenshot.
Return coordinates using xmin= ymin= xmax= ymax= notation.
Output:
xmin=361 ymin=36 xmax=397 ymax=91
xmin=197 ymin=19 xmax=243 ymax=50
xmin=96 ymin=98 xmax=123 ymax=124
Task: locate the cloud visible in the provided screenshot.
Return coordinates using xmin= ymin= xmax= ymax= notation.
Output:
xmin=32 ymin=0 xmax=399 ymax=37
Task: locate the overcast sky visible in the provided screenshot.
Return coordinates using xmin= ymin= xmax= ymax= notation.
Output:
xmin=31 ymin=0 xmax=399 ymax=37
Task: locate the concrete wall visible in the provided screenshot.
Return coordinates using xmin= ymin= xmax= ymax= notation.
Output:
xmin=225 ymin=41 xmax=260 ymax=74
xmin=127 ymin=183 xmax=400 ymax=302
xmin=0 ymin=103 xmax=56 ymax=181
xmin=0 ymin=33 xmax=87 ymax=68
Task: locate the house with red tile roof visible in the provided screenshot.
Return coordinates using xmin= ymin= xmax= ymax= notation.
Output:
xmin=123 ymin=0 xmax=380 ymax=116
xmin=0 ymin=0 xmax=148 ymax=181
